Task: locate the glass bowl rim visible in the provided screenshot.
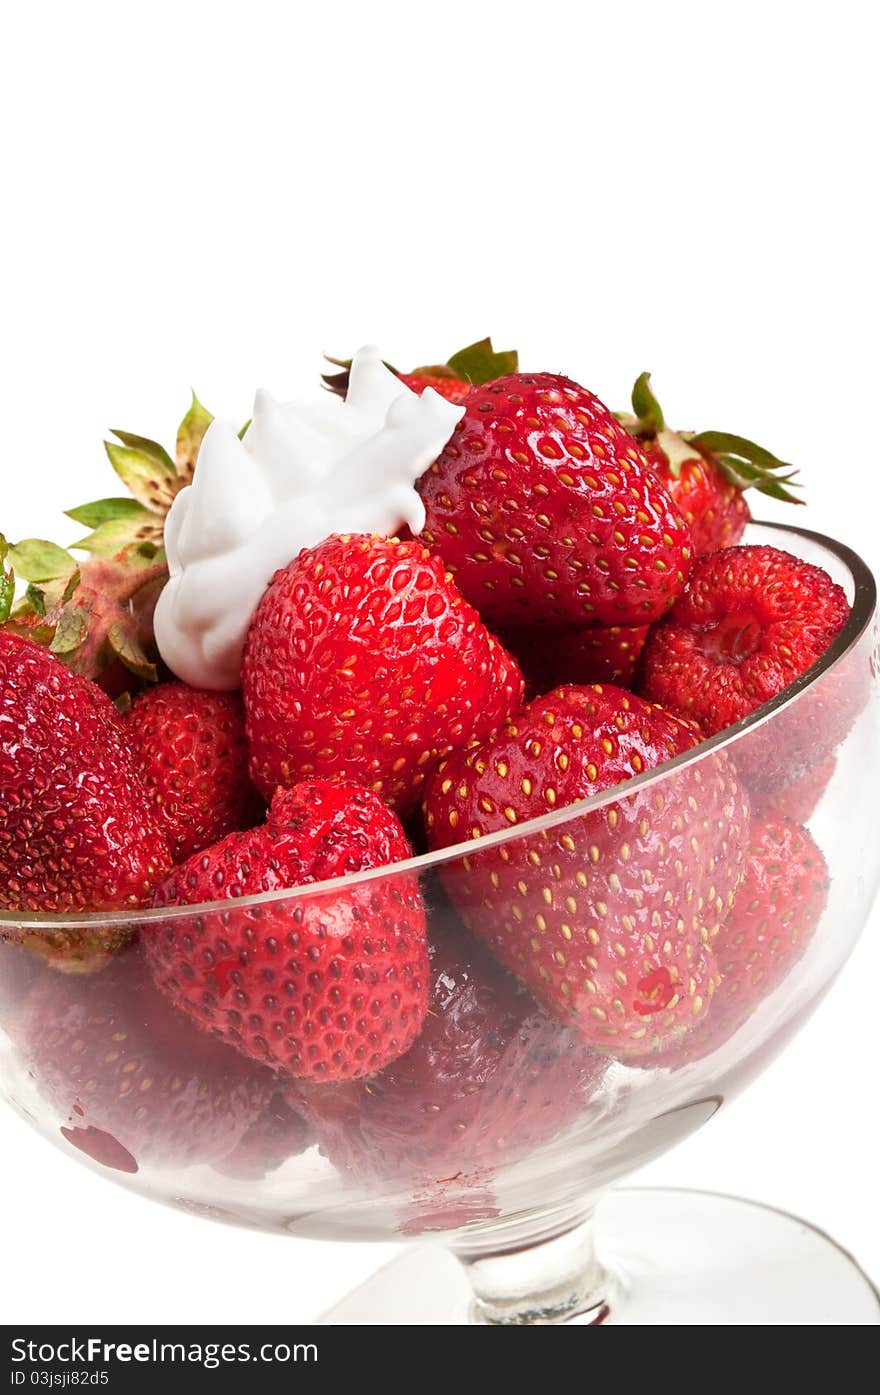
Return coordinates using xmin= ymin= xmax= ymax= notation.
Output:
xmin=2 ymin=519 xmax=875 ymax=934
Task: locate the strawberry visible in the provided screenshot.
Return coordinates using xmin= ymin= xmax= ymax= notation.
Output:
xmin=123 ymin=681 xmax=261 ymax=862
xmin=145 ymin=780 xmax=429 ymax=1082
xmin=650 ymin=818 xmax=828 ymax=1068
xmin=0 ymin=633 xmax=171 ymax=968
xmin=639 ymin=546 xmax=851 ymax=787
xmin=713 ymin=818 xmax=827 ymax=1022
xmin=422 ymin=684 xmax=751 ymax=1057
xmin=242 ymin=534 xmax=523 ymax=814
xmin=216 ymin=1091 xmax=314 ymax=1179
xmin=617 ymin=373 xmax=802 ymax=555
xmin=415 ymin=373 xmax=693 ymax=629
xmin=498 ymin=622 xmax=649 ymax=697
xmin=1 ymin=536 xmax=167 ymax=690
xmin=0 ymin=394 xmax=219 ymax=691
xmin=15 ymin=953 xmax=272 ymax=1170
xmin=322 ymin=336 xmax=518 ymax=403
xmin=291 ymin=921 xmax=604 ymax=1189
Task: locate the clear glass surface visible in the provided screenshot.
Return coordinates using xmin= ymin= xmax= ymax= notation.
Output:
xmin=1 ymin=520 xmax=878 ymax=1324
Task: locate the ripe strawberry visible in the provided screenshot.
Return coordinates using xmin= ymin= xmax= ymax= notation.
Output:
xmin=145 ymin=780 xmax=429 ymax=1082
xmin=322 ymin=336 xmax=518 ymax=403
xmin=123 ymin=681 xmax=261 ymax=862
xmin=422 ymin=685 xmax=750 ymax=1057
xmin=639 ymin=546 xmax=851 ymax=788
xmin=415 ymin=373 xmax=693 ymax=629
xmin=242 ymin=534 xmax=523 ymax=814
xmin=0 ymin=633 xmax=171 ymax=969
xmin=216 ymin=1091 xmax=314 ymax=1179
xmin=617 ymin=374 xmax=802 ymax=555
xmin=16 ymin=953 xmax=272 ymax=1170
xmin=291 ymin=921 xmax=604 ymax=1189
xmin=498 ymin=623 xmax=649 ymax=697
xmin=713 ymin=818 xmax=827 ymax=1020
xmin=651 ymin=818 xmax=828 ymax=1068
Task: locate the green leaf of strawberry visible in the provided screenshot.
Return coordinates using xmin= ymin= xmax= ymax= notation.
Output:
xmin=630 ymin=370 xmax=665 ymax=435
xmin=688 ymin=430 xmax=804 ymax=503
xmin=429 ymin=337 xmax=518 ymax=386
xmin=109 ymin=429 xmax=175 ymax=472
xmin=176 ymin=391 xmax=214 ymax=484
xmin=0 ymin=535 xmax=14 ymax=624
xmin=66 ymin=497 xmax=164 ymax=555
xmin=104 ymin=441 xmax=179 ymax=515
xmin=66 ymin=497 xmax=149 ymax=528
xmin=7 ymin=538 xmax=77 ymax=584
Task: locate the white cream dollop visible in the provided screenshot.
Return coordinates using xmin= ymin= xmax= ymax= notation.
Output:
xmin=153 ymin=346 xmax=465 ymax=690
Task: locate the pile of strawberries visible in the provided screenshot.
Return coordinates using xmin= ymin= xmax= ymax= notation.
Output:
xmin=0 ymin=340 xmax=854 ymax=1197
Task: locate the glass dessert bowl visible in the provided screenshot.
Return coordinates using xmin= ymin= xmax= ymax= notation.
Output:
xmin=1 ymin=519 xmax=878 ymax=1326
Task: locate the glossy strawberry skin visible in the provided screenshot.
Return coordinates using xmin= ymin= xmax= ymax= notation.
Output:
xmin=15 ymin=954 xmax=272 ymax=1170
xmin=416 ymin=374 xmax=693 ymax=629
xmin=146 ymin=781 xmax=429 ymax=1082
xmin=641 ymin=438 xmax=750 ymax=555
xmin=640 ymin=546 xmax=849 ymax=736
xmin=0 ymin=633 xmax=171 ymax=967
xmin=291 ymin=922 xmax=604 ymax=1188
xmin=423 ymin=685 xmax=750 ymax=1057
xmin=639 ymin=546 xmax=851 ymax=793
xmin=124 ymin=681 xmax=261 ymax=862
xmin=243 ymin=534 xmax=523 ymax=815
xmin=398 ymin=372 xmax=472 ymax=404
xmin=499 ymin=623 xmax=649 ymax=696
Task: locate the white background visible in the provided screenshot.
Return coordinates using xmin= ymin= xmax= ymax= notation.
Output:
xmin=1 ymin=2 xmax=878 ymax=1323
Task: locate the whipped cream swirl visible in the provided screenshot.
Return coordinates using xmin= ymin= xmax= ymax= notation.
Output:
xmin=153 ymin=347 xmax=464 ymax=690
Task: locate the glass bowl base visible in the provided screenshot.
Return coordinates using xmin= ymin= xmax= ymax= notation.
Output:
xmin=319 ymin=1187 xmax=880 ymax=1325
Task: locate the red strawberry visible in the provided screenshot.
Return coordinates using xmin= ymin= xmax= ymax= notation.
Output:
xmin=713 ymin=818 xmax=827 ymax=1019
xmin=0 ymin=633 xmax=171 ymax=969
xmin=216 ymin=1091 xmax=314 ymax=1179
xmin=15 ymin=953 xmax=272 ymax=1170
xmin=291 ymin=921 xmax=604 ymax=1189
xmin=422 ymin=684 xmax=750 ymax=1057
xmin=242 ymin=534 xmax=523 ymax=815
xmin=639 ymin=546 xmax=851 ymax=787
xmin=498 ymin=623 xmax=649 ymax=697
xmin=145 ymin=780 xmax=429 ymax=1082
xmin=415 ymin=373 xmax=693 ymax=629
xmin=651 ymin=818 xmax=828 ymax=1068
xmin=398 ymin=372 xmax=472 ymax=404
xmin=123 ymin=681 xmax=261 ymax=862
xmin=617 ymin=374 xmax=802 ymax=555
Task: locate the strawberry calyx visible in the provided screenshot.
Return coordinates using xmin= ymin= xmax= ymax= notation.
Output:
xmin=67 ymin=390 xmax=215 ymax=557
xmin=2 ymin=392 xmax=216 ymax=686
xmin=620 ymin=371 xmax=804 ymax=505
xmin=322 ymin=337 xmax=518 ymax=397
xmin=2 ymin=540 xmax=167 ymax=683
